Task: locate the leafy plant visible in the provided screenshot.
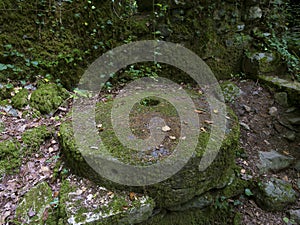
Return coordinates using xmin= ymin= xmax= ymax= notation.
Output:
xmin=244 ymin=188 xmax=253 ymax=197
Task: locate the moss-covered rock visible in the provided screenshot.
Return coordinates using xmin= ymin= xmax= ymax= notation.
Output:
xmin=59 ymin=179 xmax=155 ymax=225
xmin=0 ymin=139 xmax=21 ymax=176
xmin=254 ymin=178 xmax=297 ymax=211
xmin=11 ymin=88 xmax=29 ymax=109
xmin=15 ymin=182 xmax=56 ymax=224
xmin=30 ymin=83 xmax=69 ymax=114
xmin=220 ymin=81 xmax=242 ymax=103
xmin=139 ymin=206 xmax=239 ymax=225
xmin=22 ymin=125 xmax=53 ymax=152
xmin=60 ymin=89 xmax=240 ymax=209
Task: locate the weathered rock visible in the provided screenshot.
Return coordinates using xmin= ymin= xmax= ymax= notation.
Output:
xmin=59 ymin=180 xmax=154 ymax=225
xmin=258 ymin=76 xmax=300 ymax=106
xmin=258 ymin=150 xmax=295 ymax=173
xmin=283 ymin=131 xmax=296 ymax=142
xmin=0 ymin=105 xmax=19 ymax=117
xmin=15 ymin=182 xmax=55 ymax=224
xmin=167 ymin=194 xmax=213 ymax=212
xmin=268 ymin=106 xmax=277 ymax=116
xmin=294 ymin=160 xmax=300 ymax=171
xmin=288 ymin=209 xmax=300 ymax=224
xmin=11 ymin=88 xmax=29 ymax=109
xmin=274 ymin=92 xmax=289 ymax=107
xmin=254 ymin=178 xmax=297 ymax=211
xmin=242 ymin=52 xmax=283 ymax=76
xmin=60 ymin=89 xmax=240 ymax=208
xmin=30 ymin=83 xmax=69 ymax=114
xmin=287 ymin=116 xmax=300 ymax=125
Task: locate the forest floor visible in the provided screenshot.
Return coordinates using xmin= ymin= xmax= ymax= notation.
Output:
xmin=0 ymin=79 xmax=299 ymax=224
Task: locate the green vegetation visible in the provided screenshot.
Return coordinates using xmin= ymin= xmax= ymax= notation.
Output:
xmin=22 ymin=125 xmax=53 ymax=153
xmin=0 ymin=139 xmax=21 ymax=176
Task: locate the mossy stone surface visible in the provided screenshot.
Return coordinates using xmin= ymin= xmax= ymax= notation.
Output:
xmin=22 ymin=125 xmax=53 ymax=152
xmin=15 ymin=182 xmax=55 ymax=224
xmin=254 ymin=178 xmax=297 ymax=211
xmin=11 ymin=88 xmax=29 ymax=109
xmin=0 ymin=139 xmax=21 ymax=176
xmin=59 ymin=179 xmax=155 ymax=225
xmin=30 ymin=83 xmax=69 ymax=114
xmin=60 ymin=89 xmax=240 ymax=208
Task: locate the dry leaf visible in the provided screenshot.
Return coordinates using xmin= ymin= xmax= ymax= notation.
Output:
xmin=283 ymin=150 xmax=290 ymax=155
xmin=162 ymin=125 xmax=171 ymax=132
xmin=129 ymin=192 xmax=136 ymax=201
xmin=194 ymin=109 xmax=204 ymax=114
xmin=204 ymin=120 xmax=214 ymax=124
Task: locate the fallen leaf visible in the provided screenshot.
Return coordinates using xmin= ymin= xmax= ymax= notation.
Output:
xmin=129 ymin=192 xmax=136 ymax=201
xmin=204 ymin=120 xmax=214 ymax=124
xmin=194 ymin=109 xmax=204 ymax=114
xmin=162 ymin=125 xmax=171 ymax=132
xmin=283 ymin=150 xmax=290 ymax=155
xmin=282 ymin=175 xmax=289 ymax=181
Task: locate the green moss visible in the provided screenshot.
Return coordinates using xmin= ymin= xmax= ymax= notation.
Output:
xmin=141 ymin=206 xmax=237 ymax=225
xmin=220 ymin=81 xmax=241 ymax=103
xmin=29 ymin=83 xmax=69 ymax=114
xmin=22 ymin=125 xmax=52 ymax=152
xmin=11 ymin=88 xmax=29 ymax=109
xmin=0 ymin=139 xmax=21 ymax=176
xmin=16 ymin=182 xmax=55 ymax=224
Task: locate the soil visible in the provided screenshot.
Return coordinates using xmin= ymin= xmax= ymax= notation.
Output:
xmin=0 ymin=79 xmax=299 ymax=224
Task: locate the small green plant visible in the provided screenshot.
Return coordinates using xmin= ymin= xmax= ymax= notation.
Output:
xmin=283 ymin=217 xmax=296 ymax=224
xmin=244 ymin=188 xmax=253 ymax=197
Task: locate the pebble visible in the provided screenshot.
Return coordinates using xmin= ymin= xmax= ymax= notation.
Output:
xmin=239 ymin=122 xmax=250 ymax=130
xmin=268 ymin=106 xmax=277 ymax=116
xmin=243 ymin=105 xmax=251 ymax=112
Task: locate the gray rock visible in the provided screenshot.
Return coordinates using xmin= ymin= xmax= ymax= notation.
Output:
xmin=254 ymin=178 xmax=297 ymax=211
xmin=258 ymin=150 xmax=295 ymax=173
xmin=288 ymin=209 xmax=300 ymax=224
xmin=248 ymin=6 xmax=262 ymax=19
xmin=0 ymin=105 xmax=19 ymax=117
xmin=274 ymin=92 xmax=289 ymax=107
xmin=294 ymin=160 xmax=300 ymax=172
xmin=167 ymin=194 xmax=213 ymax=212
xmin=268 ymin=106 xmax=278 ymax=116
xmin=61 ymin=180 xmax=155 ymax=225
xmin=288 ymin=116 xmax=300 ymax=125
xmin=283 ymin=131 xmax=296 ymax=142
